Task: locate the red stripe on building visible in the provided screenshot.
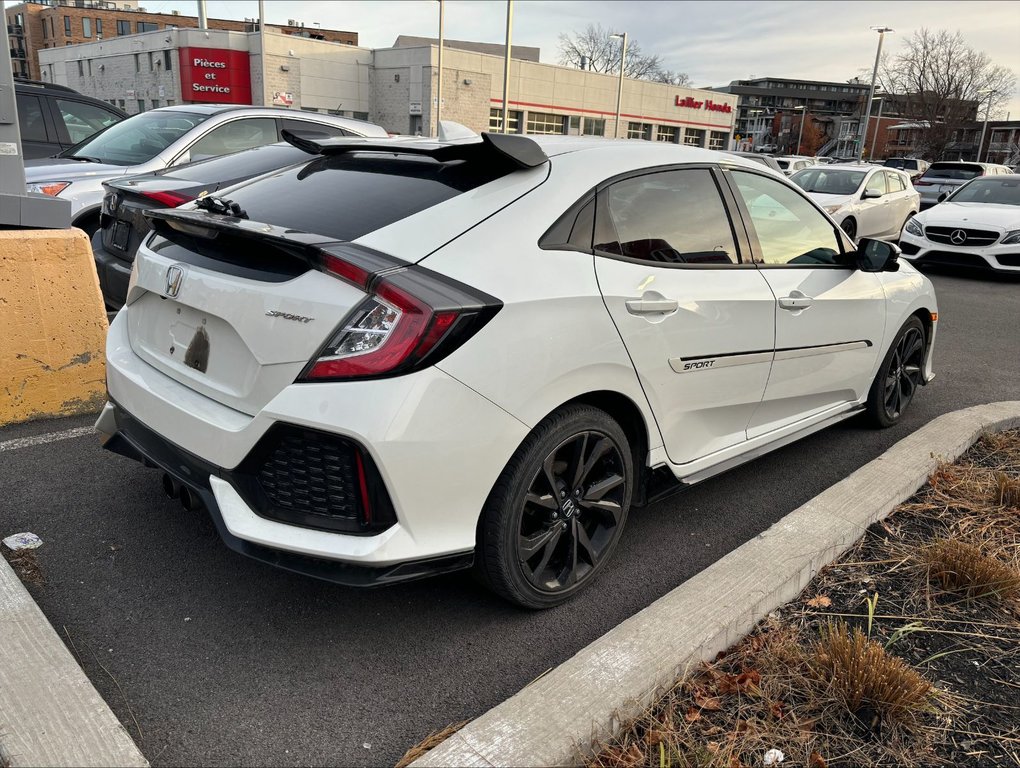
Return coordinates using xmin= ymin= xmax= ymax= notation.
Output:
xmin=489 ymin=98 xmax=732 ymax=129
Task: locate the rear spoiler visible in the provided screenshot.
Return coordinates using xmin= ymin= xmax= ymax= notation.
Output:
xmin=281 ymin=129 xmax=549 ymax=170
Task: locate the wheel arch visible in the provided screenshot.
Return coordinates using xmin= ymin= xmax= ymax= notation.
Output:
xmin=71 ymin=204 xmax=102 ymax=236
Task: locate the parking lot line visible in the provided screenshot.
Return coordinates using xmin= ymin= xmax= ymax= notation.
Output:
xmin=0 ymin=425 xmax=95 ymax=453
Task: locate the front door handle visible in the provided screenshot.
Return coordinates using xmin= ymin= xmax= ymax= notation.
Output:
xmin=778 ymin=292 xmax=813 ymax=311
xmin=626 ymin=296 xmax=679 ymax=315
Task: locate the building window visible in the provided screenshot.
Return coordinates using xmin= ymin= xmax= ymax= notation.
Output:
xmin=77 ymin=60 xmax=83 ymax=77
xmin=117 ymin=99 xmax=126 ymax=109
xmin=96 ymin=18 xmax=102 ymax=37
xmin=137 ymin=22 xmax=158 ymax=33
xmin=627 ymin=122 xmax=653 ymax=140
xmin=709 ymin=131 xmax=728 ymax=150
xmin=583 ymin=118 xmax=605 ymax=137
xmin=64 ymin=15 xmax=71 ymax=36
xmin=148 ymin=51 xmax=154 ymax=70
xmin=152 ymin=99 xmax=160 ymax=109
xmin=117 ymin=19 xmax=130 ymax=36
xmin=163 ymin=50 xmax=173 ymax=70
xmin=684 ymin=128 xmax=705 ymax=147
xmin=489 ymin=107 xmax=522 ymax=133
xmin=526 ymin=111 xmax=566 ymax=135
xmin=137 ymin=99 xmax=146 ymax=113
xmin=134 ymin=53 xmax=140 ymax=72
xmin=656 ymin=125 xmax=679 ymax=143
xmin=568 ymin=115 xmax=581 ymax=135
xmin=166 ymin=99 xmax=175 ymax=106
xmin=82 ymin=17 xmax=91 ymax=37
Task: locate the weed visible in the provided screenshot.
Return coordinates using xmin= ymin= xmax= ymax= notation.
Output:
xmin=921 ymin=537 xmax=1020 ymax=601
xmin=395 ymin=720 xmax=469 ymax=768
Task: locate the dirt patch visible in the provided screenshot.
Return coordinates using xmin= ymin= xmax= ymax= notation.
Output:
xmin=1 ymin=545 xmax=45 ymax=586
xmin=587 ymin=430 xmax=1020 ymax=768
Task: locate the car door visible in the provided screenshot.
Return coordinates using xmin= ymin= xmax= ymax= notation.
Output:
xmin=724 ymin=169 xmax=886 ymax=437
xmin=884 ymin=170 xmax=914 ymax=226
xmin=15 ymin=92 xmax=56 ymax=159
xmin=593 ymin=166 xmax=777 ymax=465
xmin=857 ymin=170 xmax=892 ymax=238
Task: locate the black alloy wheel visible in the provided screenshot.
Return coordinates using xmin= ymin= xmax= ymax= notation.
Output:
xmin=517 ymin=430 xmax=627 ymax=593
xmin=476 ymin=405 xmax=633 ymax=608
xmin=866 ymin=316 xmax=926 ymax=428
xmin=841 ymin=217 xmax=858 ymax=241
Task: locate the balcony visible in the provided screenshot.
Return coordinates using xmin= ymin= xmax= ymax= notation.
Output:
xmin=7 ymin=24 xmax=24 ymax=36
xmin=10 ymin=48 xmax=27 ymax=60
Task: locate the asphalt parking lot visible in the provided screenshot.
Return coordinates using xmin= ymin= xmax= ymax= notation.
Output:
xmin=2 ymin=269 xmax=1018 ymax=767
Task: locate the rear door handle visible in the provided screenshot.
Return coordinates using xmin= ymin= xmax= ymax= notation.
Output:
xmin=778 ymin=294 xmax=813 ymax=311
xmin=626 ymin=297 xmax=679 ymax=315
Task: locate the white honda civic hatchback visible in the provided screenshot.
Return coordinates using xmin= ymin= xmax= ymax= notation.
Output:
xmin=97 ymin=131 xmax=938 ymax=608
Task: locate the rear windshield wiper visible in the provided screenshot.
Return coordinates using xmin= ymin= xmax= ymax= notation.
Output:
xmin=194 ymin=195 xmax=248 ymax=219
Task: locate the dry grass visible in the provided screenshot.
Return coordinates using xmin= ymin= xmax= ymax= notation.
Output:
xmin=395 ymin=720 xmax=470 ymax=768
xmin=811 ymin=620 xmax=934 ymax=722
xmin=921 ymin=537 xmax=1020 ymax=601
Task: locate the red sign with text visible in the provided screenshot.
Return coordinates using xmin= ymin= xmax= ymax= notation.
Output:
xmin=179 ymin=47 xmax=252 ymax=104
xmin=675 ymin=95 xmax=733 ymax=114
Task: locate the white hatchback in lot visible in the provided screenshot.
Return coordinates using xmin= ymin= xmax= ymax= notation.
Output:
xmin=899 ymin=176 xmax=1020 ymax=273
xmin=791 ymin=164 xmax=919 ymax=241
xmin=97 ymin=132 xmax=938 ymax=608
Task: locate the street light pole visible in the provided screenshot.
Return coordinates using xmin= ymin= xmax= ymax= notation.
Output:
xmin=977 ymin=89 xmax=994 ymax=162
xmin=857 ymin=25 xmax=892 ymax=162
xmin=611 ymin=32 xmax=627 ymax=138
xmin=795 ymin=106 xmax=806 ymax=155
xmin=501 ymin=0 xmax=513 ymax=133
xmin=436 ymin=0 xmax=445 ymax=137
xmin=870 ymin=97 xmax=884 ymax=160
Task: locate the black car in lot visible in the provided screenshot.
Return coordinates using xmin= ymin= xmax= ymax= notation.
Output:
xmin=15 ymin=79 xmax=126 ymax=159
xmin=94 ymin=142 xmax=312 ymax=309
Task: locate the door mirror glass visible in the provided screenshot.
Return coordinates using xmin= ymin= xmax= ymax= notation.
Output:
xmin=856 ymin=237 xmax=900 ymax=272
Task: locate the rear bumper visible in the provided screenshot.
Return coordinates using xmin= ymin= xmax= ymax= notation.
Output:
xmin=92 ymin=230 xmax=132 ymax=309
xmin=101 ymin=308 xmax=530 ymax=577
xmin=97 ymin=402 xmax=474 ymax=586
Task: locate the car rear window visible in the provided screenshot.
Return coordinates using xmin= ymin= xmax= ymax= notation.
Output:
xmin=213 ymin=151 xmax=513 ymax=241
xmin=156 ymin=143 xmax=310 ymax=182
xmin=922 ymin=163 xmax=983 ymax=181
xmin=885 ymin=159 xmax=917 ymax=170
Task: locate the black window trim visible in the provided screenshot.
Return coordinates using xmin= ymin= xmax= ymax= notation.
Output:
xmin=719 ymin=166 xmax=857 ymax=270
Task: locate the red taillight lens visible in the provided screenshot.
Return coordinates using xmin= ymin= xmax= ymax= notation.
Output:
xmin=141 ymin=190 xmax=195 ymax=207
xmin=299 ymin=250 xmax=501 ymax=382
xmin=913 ymin=181 xmax=931 ymax=187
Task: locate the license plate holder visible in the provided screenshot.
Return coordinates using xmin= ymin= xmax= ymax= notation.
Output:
xmin=112 ymin=220 xmax=130 ymax=250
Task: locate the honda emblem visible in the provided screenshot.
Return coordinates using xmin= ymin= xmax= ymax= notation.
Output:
xmin=165 ymin=264 xmax=185 ymax=298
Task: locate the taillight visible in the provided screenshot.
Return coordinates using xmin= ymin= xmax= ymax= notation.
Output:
xmin=914 ymin=181 xmax=932 ymax=187
xmin=299 ymin=247 xmax=501 ymax=382
xmin=141 ymin=190 xmax=195 ymax=207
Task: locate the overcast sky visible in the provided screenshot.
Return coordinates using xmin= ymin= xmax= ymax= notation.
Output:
xmin=12 ymin=0 xmax=1020 ymax=116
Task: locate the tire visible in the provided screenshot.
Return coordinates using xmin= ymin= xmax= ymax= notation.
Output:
xmin=865 ymin=316 xmax=926 ymax=428
xmin=475 ymin=404 xmax=634 ymax=609
xmin=841 ymin=217 xmax=858 ymax=241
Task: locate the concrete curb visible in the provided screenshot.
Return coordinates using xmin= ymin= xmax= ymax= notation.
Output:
xmin=413 ymin=401 xmax=1020 ymax=767
xmin=0 ymin=553 xmax=148 ymax=767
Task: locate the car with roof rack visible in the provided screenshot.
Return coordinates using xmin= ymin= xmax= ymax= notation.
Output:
xmin=24 ymin=104 xmax=389 ymax=236
xmin=96 ymin=128 xmax=938 ymax=608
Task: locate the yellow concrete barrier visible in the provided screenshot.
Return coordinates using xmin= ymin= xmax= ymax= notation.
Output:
xmin=1 ymin=228 xmax=108 ymax=426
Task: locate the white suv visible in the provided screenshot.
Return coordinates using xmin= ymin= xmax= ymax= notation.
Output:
xmin=97 ymin=132 xmax=938 ymax=607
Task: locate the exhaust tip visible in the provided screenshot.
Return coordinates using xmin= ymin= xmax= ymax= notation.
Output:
xmin=179 ymin=485 xmax=203 ymax=512
xmin=161 ymin=473 xmax=179 ymax=500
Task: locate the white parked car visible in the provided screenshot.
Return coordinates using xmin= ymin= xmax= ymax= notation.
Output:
xmin=96 ymin=132 xmax=938 ymax=608
xmin=24 ymin=105 xmax=389 ymax=235
xmin=899 ymin=175 xmax=1020 ymax=273
xmin=791 ymin=164 xmax=920 ymax=241
xmin=775 ymin=156 xmax=817 ymax=176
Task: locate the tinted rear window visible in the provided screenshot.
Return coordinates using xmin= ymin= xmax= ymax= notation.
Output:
xmin=885 ymin=159 xmax=916 ymax=170
xmin=216 ymin=152 xmax=512 ymax=241
xmin=922 ymin=163 xmax=983 ymax=181
xmin=158 ymin=143 xmax=310 ymax=182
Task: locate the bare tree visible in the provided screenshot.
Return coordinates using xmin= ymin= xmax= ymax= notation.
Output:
xmin=651 ymin=69 xmax=692 ymax=87
xmin=557 ymin=23 xmax=667 ymax=81
xmin=879 ymin=29 xmax=1015 ymax=160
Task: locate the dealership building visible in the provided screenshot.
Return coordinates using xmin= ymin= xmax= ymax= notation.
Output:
xmin=36 ymin=26 xmax=738 ymax=144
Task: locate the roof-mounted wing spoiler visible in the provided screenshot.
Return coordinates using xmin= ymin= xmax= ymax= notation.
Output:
xmin=281 ymin=129 xmax=549 ymax=170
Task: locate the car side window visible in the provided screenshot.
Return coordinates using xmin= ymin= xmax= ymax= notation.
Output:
xmin=54 ymin=98 xmax=121 ymax=144
xmin=865 ymin=172 xmax=886 ymax=196
xmin=886 ymin=172 xmax=906 ymax=192
xmin=189 ymin=118 xmax=278 ymax=161
xmin=281 ymin=118 xmax=352 ymax=139
xmin=730 ymin=170 xmax=843 ymax=266
xmin=16 ymin=93 xmax=48 ymax=142
xmin=596 ymin=169 xmax=740 ymax=265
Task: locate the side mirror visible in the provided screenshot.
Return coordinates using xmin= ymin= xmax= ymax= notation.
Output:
xmin=937 ymin=192 xmax=948 ymax=203
xmin=855 ymin=237 xmax=901 ymax=272
xmin=861 ymin=188 xmax=883 ymax=200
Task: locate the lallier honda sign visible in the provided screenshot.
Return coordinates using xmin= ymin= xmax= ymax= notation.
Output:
xmin=178 ymin=47 xmax=252 ymax=104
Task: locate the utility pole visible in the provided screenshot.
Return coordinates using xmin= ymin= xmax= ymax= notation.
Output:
xmin=501 ymin=0 xmax=513 ymax=133
xmin=611 ymin=32 xmax=628 ymax=138
xmin=197 ymin=0 xmax=208 ymax=29
xmin=857 ymin=26 xmax=892 ymax=162
xmin=977 ymin=89 xmax=995 ymax=162
xmin=258 ymin=0 xmax=267 ymax=106
xmin=0 ymin=36 xmax=68 ymax=227
xmin=436 ymin=0 xmax=445 ymax=136
xmin=796 ymin=106 xmax=806 ymax=155
xmin=869 ymin=97 xmax=885 ymax=160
